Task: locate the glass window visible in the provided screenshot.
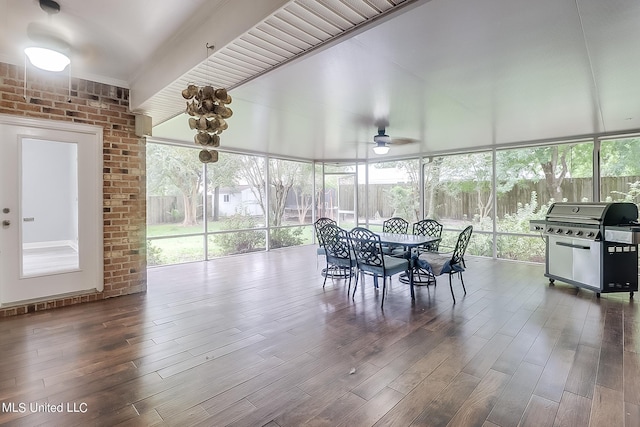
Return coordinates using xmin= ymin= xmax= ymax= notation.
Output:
xmin=269 ymin=225 xmax=313 ymax=250
xmin=496 ymin=235 xmax=546 ymax=262
xmin=266 ymin=158 xmax=314 ymax=249
xmin=496 ymin=142 xmax=593 ymax=234
xmin=147 ymin=144 xmax=204 ymax=238
xmin=208 ymin=152 xmax=266 ymax=228
xmin=427 ymin=152 xmax=493 ymax=231
xmin=147 ymin=236 xmax=205 ymax=266
xmin=268 ymin=159 xmax=314 ymax=227
xmin=21 ymin=139 xmax=79 ymax=276
xmin=324 ymin=163 xmax=357 ymax=174
xmin=495 ymin=142 xmax=593 ymax=262
xmin=315 ymin=163 xmax=324 ymax=221
xmin=423 ymin=152 xmax=493 ymax=257
xmin=600 ymin=137 xmax=640 ymax=206
xmin=208 ymin=230 xmax=266 ymax=257
xmin=366 ymin=159 xmax=420 ymax=230
xmin=323 ymin=171 xmax=356 ymax=229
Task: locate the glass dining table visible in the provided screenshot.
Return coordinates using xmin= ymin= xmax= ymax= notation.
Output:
xmin=376 ymin=232 xmax=440 ymax=250
xmin=375 ymin=232 xmax=442 ymax=299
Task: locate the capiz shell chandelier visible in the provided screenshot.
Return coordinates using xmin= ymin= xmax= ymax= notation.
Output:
xmin=182 ymin=84 xmax=233 ymax=163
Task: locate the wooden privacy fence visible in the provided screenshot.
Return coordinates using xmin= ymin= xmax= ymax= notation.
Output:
xmin=430 ymin=176 xmax=637 ymax=220
xmin=147 ymin=196 xmax=181 ymax=225
xmin=149 ymin=176 xmax=639 ymax=224
xmin=341 ymin=176 xmax=638 ymax=221
xmin=147 ymin=196 xmax=208 ymax=224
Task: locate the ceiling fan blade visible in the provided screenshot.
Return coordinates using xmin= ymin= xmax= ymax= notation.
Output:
xmin=390 ymin=137 xmax=417 ymax=145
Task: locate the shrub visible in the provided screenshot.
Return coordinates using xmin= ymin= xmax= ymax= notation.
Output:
xmin=213 ymin=214 xmax=265 ymax=255
xmin=269 ymin=227 xmax=304 ymax=249
xmin=494 ymin=191 xmax=549 ymax=261
xmin=147 ymin=240 xmax=164 ymax=266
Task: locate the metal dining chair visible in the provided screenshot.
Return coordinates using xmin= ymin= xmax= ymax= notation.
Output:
xmin=320 ymin=223 xmax=357 ymax=291
xmin=348 ymin=227 xmax=412 ymax=308
xmin=381 ymin=217 xmax=410 ymax=255
xmin=416 ymin=225 xmax=473 ymax=303
xmin=409 ymin=219 xmax=444 ymax=284
xmin=382 ymin=217 xmax=409 ymax=234
xmin=313 ymin=217 xmax=336 ymax=269
xmin=413 ymin=219 xmax=443 ymax=252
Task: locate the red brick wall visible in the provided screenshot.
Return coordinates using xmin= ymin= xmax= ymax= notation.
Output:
xmin=0 ymin=62 xmax=146 ymax=316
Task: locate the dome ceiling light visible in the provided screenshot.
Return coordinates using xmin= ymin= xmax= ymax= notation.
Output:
xmin=24 ymin=46 xmax=70 ymax=72
xmin=24 ymin=0 xmax=70 ymax=72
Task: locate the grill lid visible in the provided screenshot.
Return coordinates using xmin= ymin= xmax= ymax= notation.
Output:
xmin=546 ymin=202 xmax=638 ymax=225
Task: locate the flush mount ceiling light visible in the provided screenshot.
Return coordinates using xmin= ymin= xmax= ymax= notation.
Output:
xmin=372 ymin=128 xmax=391 ymax=155
xmin=24 ymin=46 xmax=70 ymax=72
xmin=373 ymin=141 xmax=390 ymax=155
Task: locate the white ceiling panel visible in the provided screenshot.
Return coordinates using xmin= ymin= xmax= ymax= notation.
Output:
xmin=4 ymin=0 xmax=640 ymax=160
xmin=577 ymin=0 xmax=640 ymax=132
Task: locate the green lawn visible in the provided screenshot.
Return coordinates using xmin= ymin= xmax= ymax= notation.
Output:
xmin=147 ymin=221 xmax=223 ymax=237
xmin=147 ymin=221 xmax=315 ymax=266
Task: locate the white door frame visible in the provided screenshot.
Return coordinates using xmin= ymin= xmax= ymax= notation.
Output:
xmin=0 ymin=114 xmax=103 ymax=306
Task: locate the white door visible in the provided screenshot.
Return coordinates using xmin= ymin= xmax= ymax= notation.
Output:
xmin=0 ymin=116 xmax=103 ymax=306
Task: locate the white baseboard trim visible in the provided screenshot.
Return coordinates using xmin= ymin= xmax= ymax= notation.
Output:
xmin=23 ymin=240 xmax=78 ymax=251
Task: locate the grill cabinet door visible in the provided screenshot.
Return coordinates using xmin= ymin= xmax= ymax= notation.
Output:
xmin=548 ymin=236 xmax=573 ymax=281
xmin=572 ymin=240 xmax=601 ymax=289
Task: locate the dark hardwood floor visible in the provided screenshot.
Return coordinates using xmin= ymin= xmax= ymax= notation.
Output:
xmin=1 ymin=244 xmax=639 ymax=426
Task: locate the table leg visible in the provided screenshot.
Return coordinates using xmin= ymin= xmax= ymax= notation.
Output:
xmin=409 ymin=264 xmax=415 ymax=300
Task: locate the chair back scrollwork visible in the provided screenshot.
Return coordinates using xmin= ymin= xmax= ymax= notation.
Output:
xmin=413 ymin=219 xmax=443 ymax=251
xmin=451 ymin=225 xmax=473 ymax=266
xmin=314 ymin=217 xmax=336 ymax=246
xmin=382 ymin=217 xmax=409 ymax=234
xmin=348 ymin=227 xmax=384 ymax=269
xmin=323 ymin=224 xmax=351 ymax=261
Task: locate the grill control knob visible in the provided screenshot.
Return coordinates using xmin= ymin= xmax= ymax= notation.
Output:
xmin=587 ymin=232 xmax=595 ymax=238
xmin=547 ymin=227 xmax=554 ymax=233
xmin=556 ymin=229 xmax=563 ymax=234
xmin=565 ymin=230 xmax=572 ymax=235
xmin=575 ymin=230 xmax=583 ymax=236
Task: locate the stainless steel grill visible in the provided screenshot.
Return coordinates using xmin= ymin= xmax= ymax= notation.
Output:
xmin=530 ymin=202 xmax=640 ymax=297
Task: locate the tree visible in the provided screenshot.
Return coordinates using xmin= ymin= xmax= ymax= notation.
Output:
xmin=290 ymin=163 xmax=315 ymax=224
xmin=373 ymin=160 xmax=421 ymax=221
xmin=437 ymin=153 xmax=493 ymax=222
xmin=424 ymin=157 xmax=443 ymax=219
xmin=208 ymin=154 xmax=311 ymax=227
xmin=147 ymin=144 xmax=203 ymax=226
xmin=206 ymin=153 xmax=247 ymax=221
xmin=540 ymin=146 xmax=571 ymax=201
xmin=600 ymin=138 xmax=640 ymax=176
xmin=269 ymin=159 xmax=302 ymax=226
xmin=496 ymin=143 xmax=593 ymax=203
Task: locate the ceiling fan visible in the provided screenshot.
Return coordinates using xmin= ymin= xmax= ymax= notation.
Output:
xmin=371 ymin=127 xmax=416 ymax=155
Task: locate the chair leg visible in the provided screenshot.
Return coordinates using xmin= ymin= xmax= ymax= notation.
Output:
xmin=409 ymin=269 xmax=415 ymax=300
xmin=352 ymin=267 xmax=359 ymax=299
xmin=449 ymin=273 xmax=456 ymax=304
xmin=323 ymin=264 xmax=329 ymax=288
xmin=381 ymin=276 xmax=387 ymax=308
xmin=460 ymin=272 xmax=466 ymax=294
xmin=347 ymin=267 xmax=352 ymax=294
